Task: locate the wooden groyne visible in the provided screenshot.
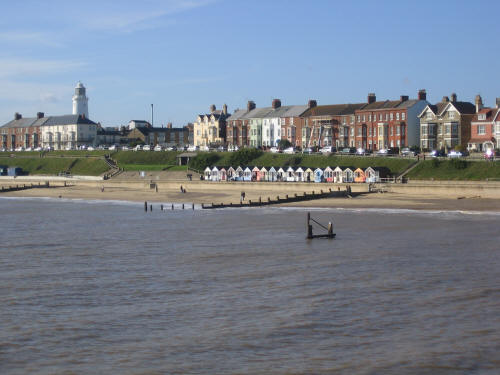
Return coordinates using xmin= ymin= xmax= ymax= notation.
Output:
xmin=201 ymin=188 xmax=359 ymax=209
xmin=0 ymin=181 xmax=72 ymax=193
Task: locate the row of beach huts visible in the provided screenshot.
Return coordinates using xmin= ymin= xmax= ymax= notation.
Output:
xmin=203 ymin=166 xmax=390 ymax=183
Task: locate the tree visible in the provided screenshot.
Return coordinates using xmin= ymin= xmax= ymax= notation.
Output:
xmin=277 ymin=139 xmax=292 ymax=150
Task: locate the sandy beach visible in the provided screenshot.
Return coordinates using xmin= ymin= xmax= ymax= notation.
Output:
xmin=1 ymin=173 xmax=500 ymax=212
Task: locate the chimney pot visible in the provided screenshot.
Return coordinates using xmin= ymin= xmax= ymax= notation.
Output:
xmin=167 ymin=122 xmax=172 ymax=129
xmin=442 ymin=96 xmax=450 ymax=103
xmin=210 ymin=104 xmax=216 ymax=113
xmin=451 ymin=93 xmax=457 ymax=102
xmin=367 ymin=93 xmax=376 ymax=104
xmin=400 ymin=95 xmax=409 ymax=102
xmin=475 ymin=94 xmax=483 ymax=113
xmin=308 ymin=100 xmax=317 ymax=108
xmin=222 ymin=103 xmax=228 ymax=116
xmin=272 ymin=99 xmax=281 ymax=109
xmin=37 ymin=112 xmax=44 ymax=119
xmin=14 ymin=112 xmax=22 ymax=120
xmin=418 ymin=89 xmax=427 ymax=101
xmin=496 ymin=97 xmax=500 ymax=108
xmin=247 ymin=101 xmax=256 ymax=112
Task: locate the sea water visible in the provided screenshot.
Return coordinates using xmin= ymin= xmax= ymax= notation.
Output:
xmin=0 ymin=198 xmax=499 ymax=374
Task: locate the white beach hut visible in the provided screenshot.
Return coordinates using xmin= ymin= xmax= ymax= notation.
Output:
xmin=260 ymin=166 xmax=268 ymax=182
xmin=333 ymin=166 xmax=343 ymax=183
xmin=227 ymin=166 xmax=236 ymax=180
xmin=204 ymin=167 xmax=211 ymax=181
xmin=211 ymin=166 xmax=220 ymax=181
xmin=304 ymin=168 xmax=314 ymax=182
xmin=295 ymin=167 xmax=304 ymax=182
xmin=343 ymin=167 xmax=354 ymax=183
xmin=268 ymin=166 xmax=277 ymax=182
xmin=286 ymin=166 xmax=295 ymax=182
xmin=365 ymin=167 xmax=379 ymax=183
xmin=314 ymin=168 xmax=324 ymax=183
xmin=243 ymin=167 xmax=252 ymax=181
xmin=324 ymin=166 xmax=334 ymax=182
xmin=277 ymin=167 xmax=285 ymax=181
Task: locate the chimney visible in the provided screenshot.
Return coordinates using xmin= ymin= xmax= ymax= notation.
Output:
xmin=308 ymin=100 xmax=317 ymax=108
xmin=367 ymin=93 xmax=376 ymax=104
xmin=210 ymin=104 xmax=216 ymax=113
xmin=14 ymin=112 xmax=22 ymax=120
xmin=400 ymin=95 xmax=409 ymax=102
xmin=80 ymin=114 xmax=85 ymax=119
xmin=167 ymin=122 xmax=172 ymax=129
xmin=475 ymin=94 xmax=483 ymax=113
xmin=451 ymin=93 xmax=457 ymax=103
xmin=418 ymin=89 xmax=427 ymax=101
xmin=37 ymin=112 xmax=44 ymax=119
xmin=222 ymin=103 xmax=228 ymax=115
xmin=272 ymin=99 xmax=281 ymax=109
xmin=442 ymin=96 xmax=450 ymax=103
xmin=247 ymin=101 xmax=256 ymax=112
xmin=496 ymin=98 xmax=500 ymax=108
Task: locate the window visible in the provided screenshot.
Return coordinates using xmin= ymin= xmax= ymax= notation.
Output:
xmin=390 ymin=113 xmax=394 ymax=121
xmin=390 ymin=127 xmax=393 ymax=136
xmin=445 ymin=124 xmax=451 ymax=134
xmin=396 ymin=113 xmax=400 ymax=120
xmin=368 ymin=114 xmax=372 ymax=122
xmin=401 ymin=127 xmax=405 ymax=136
xmin=357 ymin=115 xmax=360 ymax=122
xmin=477 ymin=125 xmax=485 ymax=135
xmin=449 ymin=111 xmax=455 ymax=119
xmin=350 ymin=127 xmax=354 ymax=136
xmin=396 ymin=126 xmax=400 ymax=136
xmin=402 ymin=113 xmax=405 ymax=120
xmin=478 ymin=114 xmax=486 ymax=120
xmin=385 ymin=114 xmax=388 ymax=121
xmin=452 ymin=124 xmax=458 ymax=134
xmin=421 ymin=126 xmax=427 ymax=135
xmin=362 ymin=115 xmax=366 ymax=122
xmin=426 ymin=112 xmax=433 ymax=120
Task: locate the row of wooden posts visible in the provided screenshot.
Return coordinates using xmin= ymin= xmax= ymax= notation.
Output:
xmin=144 ymin=201 xmax=195 ymax=211
xmin=0 ymin=181 xmax=72 ymax=193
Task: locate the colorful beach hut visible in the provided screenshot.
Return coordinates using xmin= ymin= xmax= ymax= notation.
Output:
xmin=235 ymin=166 xmax=244 ymax=181
xmin=277 ymin=167 xmax=285 ymax=181
xmin=252 ymin=166 xmax=260 ymax=181
xmin=314 ymin=168 xmax=324 ymax=183
xmin=333 ymin=166 xmax=343 ymax=183
xmin=295 ymin=167 xmax=304 ymax=182
xmin=354 ymin=168 xmax=366 ymax=183
xmin=259 ymin=167 xmax=268 ymax=182
xmin=227 ymin=166 xmax=235 ymax=180
xmin=219 ymin=167 xmax=227 ymax=181
xmin=324 ymin=166 xmax=334 ymax=182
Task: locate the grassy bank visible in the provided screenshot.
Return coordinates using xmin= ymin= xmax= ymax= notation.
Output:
xmin=0 ymin=157 xmax=109 ymax=176
xmin=407 ymin=159 xmax=500 ymax=180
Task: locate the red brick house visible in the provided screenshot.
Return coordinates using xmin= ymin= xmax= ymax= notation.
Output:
xmin=226 ymin=101 xmax=255 ymax=148
xmin=467 ymin=95 xmax=499 ymax=152
xmin=0 ymin=112 xmax=45 ymax=150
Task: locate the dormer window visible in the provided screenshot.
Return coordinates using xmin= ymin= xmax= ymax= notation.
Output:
xmin=449 ymin=111 xmax=455 ymax=119
xmin=426 ymin=112 xmax=433 ymax=120
xmin=478 ymin=114 xmax=486 ymax=120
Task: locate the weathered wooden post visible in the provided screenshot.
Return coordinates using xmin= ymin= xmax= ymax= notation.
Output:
xmin=201 ymin=203 xmax=204 ymax=209
xmin=192 ymin=203 xmax=195 ymax=210
xmin=171 ymin=204 xmax=174 ymax=210
xmin=182 ymin=203 xmax=185 ymax=210
xmin=161 ymin=204 xmax=164 ymax=211
xmin=144 ymin=201 xmax=147 ymax=212
xmin=259 ymin=196 xmax=261 ymax=205
xmin=286 ymin=194 xmax=288 ymax=199
xmin=307 ymin=212 xmax=313 ymax=239
xmin=150 ymin=204 xmax=152 ymax=211
xmin=328 ymin=222 xmax=333 ymax=237
xmin=268 ymin=197 xmax=271 ymax=202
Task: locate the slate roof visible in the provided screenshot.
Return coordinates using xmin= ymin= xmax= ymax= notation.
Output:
xmin=226 ymin=108 xmax=249 ymax=121
xmin=1 ymin=117 xmax=38 ymax=128
xmin=281 ymin=105 xmax=309 ymax=117
xmin=241 ymin=107 xmax=274 ymax=120
xmin=42 ymin=115 xmax=97 ymax=126
xmin=360 ymin=100 xmax=401 ymax=111
xmin=302 ymin=103 xmax=365 ymax=117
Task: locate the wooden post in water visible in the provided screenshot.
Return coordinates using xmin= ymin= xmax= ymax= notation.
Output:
xmin=144 ymin=201 xmax=147 ymax=212
xmin=171 ymin=204 xmax=174 ymax=210
xmin=259 ymin=196 xmax=261 ymax=206
xmin=328 ymin=222 xmax=333 ymax=237
xmin=182 ymin=203 xmax=185 ymax=210
xmin=306 ymin=212 xmax=313 ymax=239
xmin=192 ymin=203 xmax=195 ymax=210
xmin=150 ymin=204 xmax=152 ymax=212
xmin=161 ymin=204 xmax=164 ymax=211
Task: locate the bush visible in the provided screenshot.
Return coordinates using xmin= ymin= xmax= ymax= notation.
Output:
xmin=188 ymin=153 xmax=221 ymax=171
xmin=227 ymin=148 xmax=263 ymax=166
xmin=450 ymin=159 xmax=467 ymax=170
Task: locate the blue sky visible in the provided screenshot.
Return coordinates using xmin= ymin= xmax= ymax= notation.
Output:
xmin=0 ymin=0 xmax=498 ymax=127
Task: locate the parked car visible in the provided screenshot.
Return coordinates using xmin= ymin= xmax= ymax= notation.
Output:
xmin=270 ymin=147 xmax=280 ymax=153
xmin=142 ymin=145 xmax=151 ymax=151
xmin=228 ymin=145 xmax=239 ymax=152
xmin=217 ymin=146 xmax=227 ymax=152
xmin=320 ymin=146 xmax=336 ymax=154
xmin=15 ymin=147 xmax=24 ymax=152
xmin=447 ymin=150 xmax=468 ymax=158
xmin=401 ymin=147 xmax=419 ymax=156
xmin=484 ymin=149 xmax=499 ymax=160
xmin=108 ymin=145 xmax=117 ymax=151
xmin=25 ymin=147 xmax=33 ymax=152
xmin=154 ymin=145 xmax=163 ymax=151
xmin=430 ymin=150 xmax=445 ymax=157
xmin=302 ymin=147 xmax=314 ymax=154
xmin=34 ymin=147 xmax=42 ymax=152
xmin=340 ymin=147 xmax=356 ymax=155
xmin=356 ymin=148 xmax=372 ymax=155
xmin=283 ymin=147 xmax=296 ymax=154
xmin=187 ymin=145 xmax=198 ymax=152
xmin=199 ymin=145 xmax=209 ymax=152
xmin=133 ymin=145 xmax=142 ymax=151
xmin=166 ymin=146 xmax=177 ymax=151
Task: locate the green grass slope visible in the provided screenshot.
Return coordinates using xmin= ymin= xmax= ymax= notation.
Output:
xmin=407 ymin=159 xmax=500 ymax=180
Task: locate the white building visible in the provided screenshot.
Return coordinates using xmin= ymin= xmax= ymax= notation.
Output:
xmin=41 ymin=115 xmax=98 ymax=150
xmin=72 ymin=81 xmax=89 ymax=118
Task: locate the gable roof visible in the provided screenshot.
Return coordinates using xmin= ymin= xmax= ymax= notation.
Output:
xmin=42 ymin=115 xmax=98 ymax=126
xmin=438 ymin=101 xmax=476 ymax=116
xmin=302 ymin=103 xmax=365 ymax=117
xmin=241 ymin=107 xmax=274 ymax=119
xmin=226 ymin=108 xmax=249 ymax=121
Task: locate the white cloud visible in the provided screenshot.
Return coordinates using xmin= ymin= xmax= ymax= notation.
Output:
xmin=0 ymin=31 xmax=64 ymax=48
xmin=81 ymin=0 xmax=216 ymax=32
xmin=0 ymin=58 xmax=87 ymax=79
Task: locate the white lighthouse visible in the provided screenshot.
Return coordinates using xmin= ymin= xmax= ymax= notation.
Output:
xmin=72 ymin=81 xmax=89 ymax=118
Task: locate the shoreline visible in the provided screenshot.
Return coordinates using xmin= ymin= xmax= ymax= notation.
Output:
xmin=1 ymin=177 xmax=500 ymax=212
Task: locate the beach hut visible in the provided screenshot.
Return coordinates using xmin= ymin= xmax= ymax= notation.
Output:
xmin=365 ymin=167 xmax=378 ymax=183
xmin=304 ymin=168 xmax=314 ymax=182
xmin=219 ymin=167 xmax=227 ymax=181
xmin=333 ymin=166 xmax=343 ymax=183
xmin=286 ymin=166 xmax=295 ymax=182
xmin=235 ymin=166 xmax=244 ymax=181
xmin=204 ymin=167 xmax=211 ymax=181
xmin=259 ymin=167 xmax=268 ymax=182
xmin=294 ymin=167 xmax=304 ymax=182
xmin=243 ymin=167 xmax=252 ymax=181
xmin=252 ymin=166 xmax=260 ymax=181
xmin=268 ymin=167 xmax=277 ymax=182
xmin=343 ymin=167 xmax=354 ymax=183
xmin=211 ymin=166 xmax=220 ymax=181
xmin=324 ymin=166 xmax=334 ymax=182
xmin=314 ymin=168 xmax=324 ymax=183
xmin=227 ymin=166 xmax=236 ymax=181
xmin=277 ymin=167 xmax=285 ymax=181
xmin=354 ymin=168 xmax=366 ymax=183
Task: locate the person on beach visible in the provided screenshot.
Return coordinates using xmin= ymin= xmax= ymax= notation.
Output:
xmin=241 ymin=191 xmax=245 ymax=201
xmin=180 ymin=185 xmax=183 ymax=193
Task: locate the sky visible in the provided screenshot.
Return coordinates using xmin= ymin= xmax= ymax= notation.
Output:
xmin=0 ymin=0 xmax=499 ymax=128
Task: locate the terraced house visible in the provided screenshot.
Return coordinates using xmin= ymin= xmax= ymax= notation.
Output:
xmin=1 ymin=112 xmax=44 ymax=150
xmin=225 ymin=101 xmax=255 ymax=148
xmin=467 ymin=96 xmax=500 ymax=152
xmin=193 ymin=104 xmax=229 ymax=147
xmin=262 ymin=100 xmax=309 ymax=148
xmin=301 ymin=102 xmax=364 ymax=149
xmin=353 ymin=90 xmax=428 ymax=150
xmin=418 ymin=93 xmax=475 ymax=151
